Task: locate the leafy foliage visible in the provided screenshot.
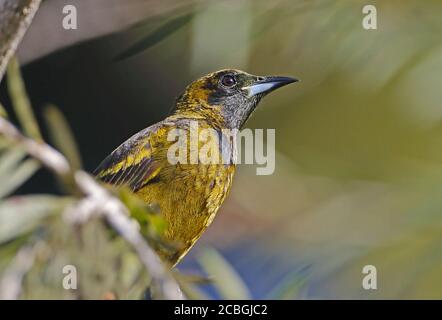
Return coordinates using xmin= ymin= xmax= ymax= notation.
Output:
xmin=0 ymin=60 xmax=163 ymax=299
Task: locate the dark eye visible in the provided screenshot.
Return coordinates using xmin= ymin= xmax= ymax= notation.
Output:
xmin=221 ymin=74 xmax=236 ymax=87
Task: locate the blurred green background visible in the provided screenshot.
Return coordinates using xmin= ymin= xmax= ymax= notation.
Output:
xmin=2 ymin=0 xmax=442 ymax=299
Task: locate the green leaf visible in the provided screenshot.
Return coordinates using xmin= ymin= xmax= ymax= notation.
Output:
xmin=266 ymin=268 xmax=309 ymax=299
xmin=0 ymin=146 xmax=26 ymax=176
xmin=0 ymin=195 xmax=72 ymax=244
xmin=0 ymin=138 xmax=12 ymax=151
xmin=113 ymin=12 xmax=194 ymax=61
xmin=197 ymin=248 xmax=251 ymax=300
xmin=118 ymin=188 xmax=166 ymax=236
xmin=0 ymin=158 xmax=40 ymax=198
xmin=0 ymin=102 xmax=7 ymax=118
xmin=44 ymin=105 xmax=82 ymax=170
xmin=6 ymin=57 xmax=42 ymax=141
xmin=0 ymin=146 xmax=40 ymax=198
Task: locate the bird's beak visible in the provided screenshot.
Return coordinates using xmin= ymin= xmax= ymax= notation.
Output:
xmin=243 ymin=76 xmax=299 ymax=97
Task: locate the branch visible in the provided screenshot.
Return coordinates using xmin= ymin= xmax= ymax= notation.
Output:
xmin=0 ymin=116 xmax=184 ymax=300
xmin=0 ymin=0 xmax=42 ymax=82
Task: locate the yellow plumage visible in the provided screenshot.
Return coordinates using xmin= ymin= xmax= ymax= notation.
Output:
xmin=95 ymin=69 xmax=297 ymax=265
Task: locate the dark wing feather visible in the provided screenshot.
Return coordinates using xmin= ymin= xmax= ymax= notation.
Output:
xmin=94 ymin=126 xmax=162 ymax=191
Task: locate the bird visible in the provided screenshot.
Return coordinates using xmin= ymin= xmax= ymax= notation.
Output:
xmin=94 ymin=69 xmax=298 ymax=266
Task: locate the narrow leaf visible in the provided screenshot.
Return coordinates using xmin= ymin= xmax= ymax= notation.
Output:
xmin=44 ymin=105 xmax=82 ymax=170
xmin=197 ymin=248 xmax=251 ymax=300
xmin=0 ymin=159 xmax=40 ymax=198
xmin=0 ymin=139 xmax=12 ymax=151
xmin=0 ymin=195 xmax=72 ymax=244
xmin=0 ymin=102 xmax=7 ymax=118
xmin=6 ymin=57 xmax=42 ymax=141
xmin=114 ymin=13 xmax=194 ymax=61
xmin=266 ymin=268 xmax=309 ymax=299
xmin=0 ymin=147 xmax=26 ymax=177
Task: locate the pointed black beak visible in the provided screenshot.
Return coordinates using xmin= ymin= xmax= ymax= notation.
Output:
xmin=244 ymin=76 xmax=299 ymax=97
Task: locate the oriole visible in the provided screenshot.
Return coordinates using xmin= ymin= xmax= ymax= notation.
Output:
xmin=95 ymin=69 xmax=297 ymax=265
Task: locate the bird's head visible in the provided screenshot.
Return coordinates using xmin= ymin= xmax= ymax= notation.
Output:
xmin=175 ymin=69 xmax=298 ymax=129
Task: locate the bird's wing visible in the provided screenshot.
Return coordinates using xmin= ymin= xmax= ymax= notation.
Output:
xmin=94 ymin=124 xmax=165 ymax=191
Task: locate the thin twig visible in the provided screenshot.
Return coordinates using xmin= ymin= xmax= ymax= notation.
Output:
xmin=0 ymin=116 xmax=184 ymax=300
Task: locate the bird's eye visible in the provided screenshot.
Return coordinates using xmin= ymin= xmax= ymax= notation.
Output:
xmin=221 ymin=75 xmax=236 ymax=87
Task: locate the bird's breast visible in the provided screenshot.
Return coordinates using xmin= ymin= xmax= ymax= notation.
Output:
xmin=136 ymin=162 xmax=235 ymax=263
